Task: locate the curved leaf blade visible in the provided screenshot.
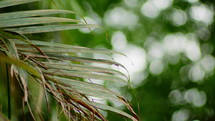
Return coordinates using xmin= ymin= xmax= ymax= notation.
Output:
xmin=43 ymin=69 xmax=128 ymax=84
xmin=6 ymin=24 xmax=99 ymax=34
xmin=47 ymin=76 xmax=121 ymax=102
xmin=0 ymin=9 xmax=75 ymax=20
xmin=15 ymin=39 xmax=124 ymax=55
xmin=90 ymin=102 xmax=138 ymax=121
xmin=0 ymin=52 xmax=40 ymax=77
xmin=0 ymin=0 xmax=39 ymax=8
xmin=0 ymin=17 xmax=81 ymax=28
xmin=42 ymin=62 xmax=127 ymax=78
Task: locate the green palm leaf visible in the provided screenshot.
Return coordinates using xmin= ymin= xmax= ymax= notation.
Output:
xmin=0 ymin=0 xmax=39 ymax=8
xmin=6 ymin=24 xmax=99 ymax=34
xmin=0 ymin=9 xmax=75 ymax=20
xmin=0 ymin=17 xmax=81 ymax=28
xmin=0 ymin=0 xmax=138 ymax=121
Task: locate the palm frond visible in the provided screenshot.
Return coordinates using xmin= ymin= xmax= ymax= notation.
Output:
xmin=0 ymin=17 xmax=81 ymax=28
xmin=0 ymin=0 xmax=39 ymax=8
xmin=0 ymin=9 xmax=75 ymax=20
xmin=0 ymin=0 xmax=138 ymax=121
xmin=6 ymin=24 xmax=99 ymax=34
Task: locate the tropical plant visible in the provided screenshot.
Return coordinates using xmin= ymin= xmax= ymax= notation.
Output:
xmin=0 ymin=0 xmax=138 ymax=121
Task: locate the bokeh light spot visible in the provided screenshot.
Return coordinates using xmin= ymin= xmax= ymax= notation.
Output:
xmin=169 ymin=90 xmax=185 ymax=105
xmin=170 ymin=9 xmax=187 ymax=26
xmin=148 ymin=42 xmax=165 ymax=60
xmin=111 ymin=31 xmax=127 ymax=51
xmin=113 ymin=44 xmax=147 ymax=85
xmin=141 ymin=1 xmax=160 ymax=19
xmin=200 ymin=55 xmax=215 ymax=72
xmin=163 ymin=33 xmax=187 ymax=56
xmin=189 ymin=64 xmax=205 ymax=83
xmin=163 ymin=33 xmax=201 ymax=62
xmin=189 ymin=4 xmax=214 ymax=25
xmin=186 ymin=0 xmax=199 ymax=3
xmin=124 ymin=0 xmax=139 ymax=7
xmin=171 ymin=109 xmax=190 ymax=121
xmin=149 ymin=60 xmax=164 ymax=75
xmin=104 ymin=7 xmax=138 ymax=29
xmin=184 ymin=88 xmax=207 ymax=107
xmin=184 ymin=40 xmax=201 ymax=62
xmin=152 ymin=0 xmax=173 ymax=10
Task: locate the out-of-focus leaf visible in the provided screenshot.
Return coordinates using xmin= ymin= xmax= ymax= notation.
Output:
xmin=0 ymin=112 xmax=9 ymax=121
xmin=0 ymin=0 xmax=39 ymax=8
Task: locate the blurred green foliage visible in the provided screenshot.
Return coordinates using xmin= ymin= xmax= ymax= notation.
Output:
xmin=50 ymin=0 xmax=215 ymax=121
